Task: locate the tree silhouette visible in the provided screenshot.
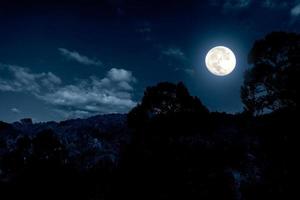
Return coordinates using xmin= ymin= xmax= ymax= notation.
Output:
xmin=128 ymin=82 xmax=209 ymax=130
xmin=241 ymin=32 xmax=300 ymax=115
xmin=123 ymin=82 xmax=245 ymax=199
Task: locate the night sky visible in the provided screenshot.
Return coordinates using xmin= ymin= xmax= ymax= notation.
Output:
xmin=0 ymin=0 xmax=300 ymax=122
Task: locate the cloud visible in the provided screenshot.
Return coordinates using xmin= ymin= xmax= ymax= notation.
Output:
xmin=41 ymin=68 xmax=136 ymax=117
xmin=58 ymin=48 xmax=103 ymax=66
xmin=11 ymin=108 xmax=21 ymax=114
xmin=261 ymin=0 xmax=289 ymax=9
xmin=210 ymin=0 xmax=251 ymax=11
xmin=0 ymin=64 xmax=136 ymax=118
xmin=162 ymin=47 xmax=186 ymax=61
xmin=291 ymin=3 xmax=300 ymax=16
xmin=183 ymin=68 xmax=196 ymax=76
xmin=0 ymin=64 xmax=61 ymax=93
xmin=107 ymin=68 xmax=136 ymax=82
xmin=223 ymin=0 xmax=251 ymax=10
xmin=210 ymin=0 xmax=299 ymax=14
xmin=175 ymin=67 xmax=196 ymax=76
xmin=161 ymin=47 xmax=195 ymax=75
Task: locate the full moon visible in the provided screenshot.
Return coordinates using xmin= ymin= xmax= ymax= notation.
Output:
xmin=205 ymin=46 xmax=236 ymax=76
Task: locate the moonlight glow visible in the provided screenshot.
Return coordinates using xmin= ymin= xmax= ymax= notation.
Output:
xmin=205 ymin=46 xmax=236 ymax=76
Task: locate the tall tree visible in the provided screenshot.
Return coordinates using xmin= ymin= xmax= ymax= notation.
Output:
xmin=128 ymin=82 xmax=209 ymax=131
xmin=241 ymin=32 xmax=300 ymax=115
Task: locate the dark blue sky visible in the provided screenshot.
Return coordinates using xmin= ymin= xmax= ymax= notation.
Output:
xmin=0 ymin=0 xmax=300 ymax=122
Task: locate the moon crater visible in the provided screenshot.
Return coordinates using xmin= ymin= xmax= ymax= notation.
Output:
xmin=205 ymin=46 xmax=236 ymax=76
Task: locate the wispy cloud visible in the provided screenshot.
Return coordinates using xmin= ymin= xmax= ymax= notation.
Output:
xmin=0 ymin=64 xmax=137 ymax=118
xmin=291 ymin=3 xmax=300 ymax=16
xmin=162 ymin=47 xmax=186 ymax=61
xmin=161 ymin=47 xmax=194 ymax=76
xmin=183 ymin=68 xmax=196 ymax=76
xmin=11 ymin=107 xmax=21 ymax=114
xmin=174 ymin=67 xmax=196 ymax=76
xmin=211 ymin=0 xmax=292 ymax=12
xmin=223 ymin=0 xmax=251 ymax=10
xmin=58 ymin=48 xmax=103 ymax=66
xmin=210 ymin=0 xmax=298 ymax=26
xmin=261 ymin=0 xmax=289 ymax=9
xmin=0 ymin=64 xmax=61 ymax=93
xmin=209 ymin=0 xmax=251 ymax=11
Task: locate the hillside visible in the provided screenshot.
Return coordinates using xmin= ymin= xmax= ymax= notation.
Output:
xmin=0 ymin=82 xmax=292 ymax=200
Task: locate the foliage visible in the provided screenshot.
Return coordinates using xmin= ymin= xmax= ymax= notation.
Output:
xmin=241 ymin=32 xmax=300 ymax=115
xmin=128 ymin=82 xmax=209 ymax=132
